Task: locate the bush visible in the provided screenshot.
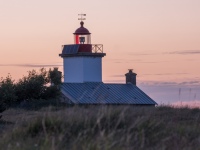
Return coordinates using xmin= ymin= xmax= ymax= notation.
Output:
xmin=0 ymin=101 xmax=6 ymax=113
xmin=15 ymin=68 xmax=49 ymax=101
xmin=0 ymin=68 xmax=62 ymax=111
xmin=0 ymin=75 xmax=16 ymax=112
xmin=48 ymin=67 xmax=62 ymax=86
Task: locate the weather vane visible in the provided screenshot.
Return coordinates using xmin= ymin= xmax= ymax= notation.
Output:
xmin=78 ymin=14 xmax=86 ymax=21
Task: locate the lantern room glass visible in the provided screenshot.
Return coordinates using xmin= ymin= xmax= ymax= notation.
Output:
xmin=74 ymin=34 xmax=91 ymax=44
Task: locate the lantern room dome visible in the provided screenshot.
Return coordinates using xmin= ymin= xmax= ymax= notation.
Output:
xmin=74 ymin=21 xmax=91 ymax=35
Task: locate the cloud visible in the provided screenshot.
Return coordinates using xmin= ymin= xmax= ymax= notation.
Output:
xmin=0 ymin=63 xmax=62 ymax=67
xmin=179 ymin=81 xmax=200 ymax=85
xmin=127 ymin=52 xmax=158 ymax=56
xmin=17 ymin=64 xmax=62 ymax=67
xmin=137 ymin=61 xmax=158 ymax=63
xmin=172 ymin=100 xmax=200 ymax=108
xmin=103 ymin=79 xmax=125 ymax=83
xmin=139 ymin=81 xmax=178 ymax=86
xmin=106 ymin=59 xmax=142 ymax=64
xmin=107 ymin=58 xmax=169 ymax=64
xmin=113 ymin=61 xmax=123 ymax=64
xmin=138 ymin=81 xmax=200 ymax=105
xmin=167 ymin=50 xmax=200 ymax=55
xmin=138 ymin=80 xmax=200 ymax=87
xmin=137 ymin=61 xmax=169 ymax=64
xmin=142 ymin=73 xmax=188 ymax=76
xmin=107 ymin=74 xmax=199 ymax=87
xmin=126 ymin=50 xmax=200 ymax=56
xmin=110 ymin=75 xmax=125 ymax=77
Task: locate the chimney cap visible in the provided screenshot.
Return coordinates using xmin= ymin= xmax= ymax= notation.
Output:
xmin=125 ymin=69 xmax=137 ymax=76
xmin=128 ymin=69 xmax=133 ymax=73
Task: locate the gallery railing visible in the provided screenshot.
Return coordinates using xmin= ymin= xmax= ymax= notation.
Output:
xmin=92 ymin=44 xmax=103 ymax=53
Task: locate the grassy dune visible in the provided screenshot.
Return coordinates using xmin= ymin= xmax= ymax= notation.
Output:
xmin=0 ymin=105 xmax=200 ymax=150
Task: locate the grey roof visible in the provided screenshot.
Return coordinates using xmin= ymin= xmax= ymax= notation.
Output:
xmin=59 ymin=44 xmax=106 ymax=58
xmin=61 ymin=82 xmax=157 ymax=105
xmin=62 ymin=45 xmax=79 ymax=54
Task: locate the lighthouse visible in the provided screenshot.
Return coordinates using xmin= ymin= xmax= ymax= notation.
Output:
xmin=59 ymin=14 xmax=106 ymax=83
xmin=59 ymin=15 xmax=157 ymax=106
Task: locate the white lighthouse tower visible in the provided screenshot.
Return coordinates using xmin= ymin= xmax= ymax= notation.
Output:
xmin=59 ymin=14 xmax=106 ymax=83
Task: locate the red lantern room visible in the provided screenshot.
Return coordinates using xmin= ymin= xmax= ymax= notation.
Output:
xmin=60 ymin=14 xmax=105 ymax=55
xmin=73 ymin=21 xmax=91 ymax=44
xmin=73 ymin=14 xmax=92 ymax=53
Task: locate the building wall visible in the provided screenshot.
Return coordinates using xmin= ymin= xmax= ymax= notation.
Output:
xmin=63 ymin=56 xmax=102 ymax=83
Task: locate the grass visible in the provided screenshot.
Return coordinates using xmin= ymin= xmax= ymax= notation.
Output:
xmin=0 ymin=105 xmax=200 ymax=150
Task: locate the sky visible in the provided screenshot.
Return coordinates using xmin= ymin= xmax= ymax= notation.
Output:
xmin=1 ymin=0 xmax=200 ymax=107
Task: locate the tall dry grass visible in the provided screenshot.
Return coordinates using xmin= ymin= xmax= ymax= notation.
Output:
xmin=0 ymin=105 xmax=200 ymax=150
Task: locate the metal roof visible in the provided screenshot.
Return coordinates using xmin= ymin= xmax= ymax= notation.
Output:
xmin=62 ymin=45 xmax=79 ymax=54
xmin=61 ymin=82 xmax=157 ymax=105
xmin=59 ymin=44 xmax=106 ymax=58
xmin=73 ymin=21 xmax=91 ymax=35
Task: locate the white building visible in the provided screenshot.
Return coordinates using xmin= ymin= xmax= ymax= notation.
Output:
xmin=59 ymin=19 xmax=157 ymax=106
xmin=59 ymin=21 xmax=105 ymax=83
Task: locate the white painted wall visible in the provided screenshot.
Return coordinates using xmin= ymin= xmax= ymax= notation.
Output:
xmin=63 ymin=56 xmax=102 ymax=83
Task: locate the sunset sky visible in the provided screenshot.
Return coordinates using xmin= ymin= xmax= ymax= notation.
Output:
xmin=1 ymin=0 xmax=200 ymax=106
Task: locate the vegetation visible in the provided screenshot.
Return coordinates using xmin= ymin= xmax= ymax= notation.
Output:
xmin=0 ymin=75 xmax=16 ymax=113
xmin=0 ymin=105 xmax=200 ymax=150
xmin=1 ymin=68 xmax=200 ymax=149
xmin=0 ymin=68 xmax=61 ymax=113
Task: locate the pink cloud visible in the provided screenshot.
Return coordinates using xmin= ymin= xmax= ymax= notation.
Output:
xmin=172 ymin=101 xmax=200 ymax=108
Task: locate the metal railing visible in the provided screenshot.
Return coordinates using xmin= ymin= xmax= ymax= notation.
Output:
xmin=92 ymin=44 xmax=103 ymax=53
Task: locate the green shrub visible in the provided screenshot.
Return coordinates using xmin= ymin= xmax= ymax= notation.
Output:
xmin=0 ymin=75 xmax=16 ymax=112
xmin=0 ymin=68 xmax=62 ymax=111
xmin=48 ymin=67 xmax=62 ymax=86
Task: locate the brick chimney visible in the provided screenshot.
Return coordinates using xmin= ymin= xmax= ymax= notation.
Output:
xmin=125 ymin=69 xmax=137 ymax=85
